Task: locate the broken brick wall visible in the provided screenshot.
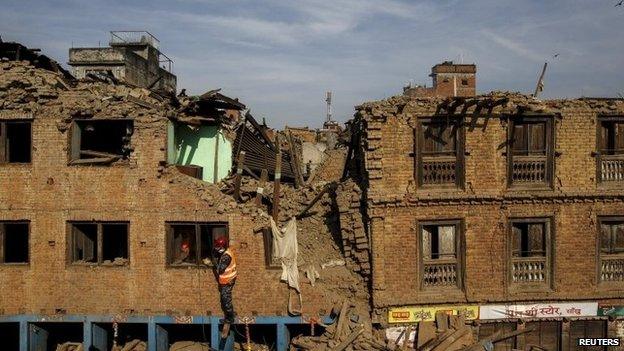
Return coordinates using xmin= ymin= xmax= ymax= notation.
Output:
xmin=355 ymin=94 xmax=624 ymax=317
xmin=0 ymin=61 xmax=333 ymax=318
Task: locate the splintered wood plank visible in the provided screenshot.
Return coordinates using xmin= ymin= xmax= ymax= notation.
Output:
xmin=417 ymin=322 xmax=437 ymax=349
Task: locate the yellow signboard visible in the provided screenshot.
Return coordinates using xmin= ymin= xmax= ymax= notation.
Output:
xmin=388 ymin=305 xmax=479 ymax=323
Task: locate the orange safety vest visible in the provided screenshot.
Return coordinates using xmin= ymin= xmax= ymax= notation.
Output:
xmin=218 ymin=249 xmax=237 ymax=285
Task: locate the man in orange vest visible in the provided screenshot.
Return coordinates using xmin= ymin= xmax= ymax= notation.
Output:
xmin=213 ymin=236 xmax=237 ymax=324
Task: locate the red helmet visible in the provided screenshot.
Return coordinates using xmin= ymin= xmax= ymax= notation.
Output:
xmin=214 ymin=236 xmax=228 ymax=249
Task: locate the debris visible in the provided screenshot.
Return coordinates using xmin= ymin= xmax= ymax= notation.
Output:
xmin=55 ymin=342 xmax=83 ymax=351
xmin=321 ymin=259 xmax=346 ymax=269
xmin=170 ymin=341 xmax=210 ymax=351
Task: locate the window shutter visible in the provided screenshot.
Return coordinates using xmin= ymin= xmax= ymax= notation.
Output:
xmin=614 ymin=223 xmax=624 ymax=252
xmin=422 ymin=226 xmax=432 ymax=260
xmin=616 ymin=122 xmax=624 ymax=152
xmin=512 ymin=124 xmax=526 ymax=155
xmin=529 ymin=123 xmax=545 ymax=154
xmin=528 ymin=223 xmax=545 ymax=256
xmin=0 ymin=122 xmax=6 ymax=162
xmin=512 ymin=225 xmax=522 ymax=256
xmin=600 ymin=223 xmax=611 ymax=253
xmin=0 ymin=223 xmax=5 ymax=263
xmin=438 ymin=225 xmax=456 ymax=257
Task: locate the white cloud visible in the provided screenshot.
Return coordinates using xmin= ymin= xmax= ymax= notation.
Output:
xmin=480 ymin=29 xmax=545 ymax=62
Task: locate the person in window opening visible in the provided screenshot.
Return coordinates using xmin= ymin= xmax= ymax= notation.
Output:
xmin=174 ymin=241 xmax=191 ymax=264
xmin=203 ymin=236 xmax=237 ymax=324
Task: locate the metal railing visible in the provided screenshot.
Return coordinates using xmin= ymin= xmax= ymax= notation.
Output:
xmin=512 ymin=256 xmax=547 ymax=283
xmin=423 ymin=258 xmax=458 ymax=287
xmin=159 ymin=52 xmax=174 ymax=73
xmin=110 ymin=31 xmax=160 ymax=49
xmin=511 ymin=155 xmax=547 ymax=184
xmin=599 ymin=154 xmax=624 ymax=182
xmin=601 ymin=254 xmax=624 ymax=282
xmin=422 ymin=156 xmax=457 ymax=185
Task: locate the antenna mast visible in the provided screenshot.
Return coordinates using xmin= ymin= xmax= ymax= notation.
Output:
xmin=325 ymin=91 xmax=332 ymax=123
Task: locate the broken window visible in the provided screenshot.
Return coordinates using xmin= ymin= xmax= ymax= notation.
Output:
xmin=419 ymin=221 xmax=462 ymax=289
xmin=69 ymin=222 xmax=129 ymax=265
xmin=416 ymin=119 xmax=464 ymax=187
xmin=0 ymin=120 xmax=32 ymax=164
xmin=510 ymin=219 xmax=551 ymax=285
xmin=570 ymin=320 xmax=607 ymax=351
xmin=70 ymin=120 xmax=133 ymax=165
xmin=507 ymin=117 xmax=553 ymax=187
xmin=597 ymin=117 xmax=624 ymax=182
xmin=461 ymin=79 xmax=469 ymax=86
xmin=0 ymin=221 xmax=29 ymax=264
xmin=166 ymin=222 xmax=228 ymax=267
xmin=599 ymin=217 xmax=624 ymax=282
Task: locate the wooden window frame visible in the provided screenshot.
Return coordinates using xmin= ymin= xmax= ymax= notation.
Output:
xmin=506 ymin=116 xmax=555 ymax=189
xmin=68 ymin=119 xmax=134 ymax=166
xmin=417 ymin=219 xmax=465 ymax=291
xmin=596 ymin=216 xmax=624 ymax=285
xmin=165 ymin=222 xmax=228 ymax=268
xmin=596 ymin=115 xmax=624 ymax=186
xmin=414 ymin=117 xmax=465 ymax=189
xmin=67 ymin=221 xmax=130 ymax=266
xmin=0 ymin=119 xmax=33 ymax=165
xmin=508 ymin=217 xmax=554 ymax=291
xmin=0 ymin=220 xmax=30 ymax=265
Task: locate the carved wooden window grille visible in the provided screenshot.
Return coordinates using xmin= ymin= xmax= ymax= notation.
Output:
xmin=599 ymin=217 xmax=624 ymax=282
xmin=416 ymin=119 xmax=464 ymax=188
xmin=510 ymin=218 xmax=552 ymax=286
xmin=507 ymin=117 xmax=553 ymax=187
xmin=597 ymin=118 xmax=624 ymax=183
xmin=419 ymin=221 xmax=463 ymax=289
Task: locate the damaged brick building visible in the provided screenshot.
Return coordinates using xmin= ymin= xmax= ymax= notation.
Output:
xmin=351 ymin=92 xmax=624 ymax=350
xmin=2 ymin=33 xmax=624 ymax=351
xmin=0 ymin=38 xmax=368 ymax=351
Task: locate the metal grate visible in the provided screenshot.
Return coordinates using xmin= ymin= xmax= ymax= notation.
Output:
xmin=110 ymin=31 xmax=159 ymax=49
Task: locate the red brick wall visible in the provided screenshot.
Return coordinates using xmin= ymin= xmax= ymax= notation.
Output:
xmin=0 ymin=62 xmax=331 ymax=318
xmin=356 ymin=95 xmax=624 ymax=313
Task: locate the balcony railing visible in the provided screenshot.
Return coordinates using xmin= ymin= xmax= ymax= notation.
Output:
xmin=110 ymin=31 xmax=160 ymax=49
xmin=512 ymin=256 xmax=547 ymax=283
xmin=423 ymin=258 xmax=458 ymax=287
xmin=599 ymin=154 xmax=624 ymax=182
xmin=601 ymin=254 xmax=624 ymax=282
xmin=511 ymin=155 xmax=547 ymax=184
xmin=422 ymin=156 xmax=457 ymax=185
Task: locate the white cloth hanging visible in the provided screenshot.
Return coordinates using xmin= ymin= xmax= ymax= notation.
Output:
xmin=270 ymin=217 xmax=300 ymax=292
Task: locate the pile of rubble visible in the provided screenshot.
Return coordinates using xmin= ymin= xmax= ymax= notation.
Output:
xmin=55 ymin=342 xmax=83 ymax=351
xmin=386 ymin=312 xmax=534 ymax=351
xmin=112 ymin=339 xmax=148 ymax=351
xmin=291 ymin=300 xmax=389 ymax=351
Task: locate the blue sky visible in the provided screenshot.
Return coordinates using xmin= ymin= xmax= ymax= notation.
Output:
xmin=1 ymin=0 xmax=623 ymax=128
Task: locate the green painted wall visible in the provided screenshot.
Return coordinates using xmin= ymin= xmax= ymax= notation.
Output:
xmin=172 ymin=124 xmax=232 ymax=183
